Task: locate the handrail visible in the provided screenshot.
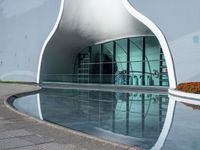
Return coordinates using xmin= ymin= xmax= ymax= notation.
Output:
xmin=43 ymin=71 xmax=155 ymax=76
xmin=74 ymin=59 xmax=162 ymax=64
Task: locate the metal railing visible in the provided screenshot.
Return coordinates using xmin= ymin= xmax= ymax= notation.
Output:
xmin=41 ymin=73 xmax=168 ymax=86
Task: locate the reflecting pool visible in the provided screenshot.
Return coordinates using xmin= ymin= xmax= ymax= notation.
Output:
xmin=162 ymin=101 xmax=200 ymax=150
xmin=13 ymin=88 xmax=168 ymax=149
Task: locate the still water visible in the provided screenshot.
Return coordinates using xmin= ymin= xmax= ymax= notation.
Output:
xmin=13 ymin=88 xmax=200 ymax=149
xmin=13 ymin=88 xmax=169 ymax=149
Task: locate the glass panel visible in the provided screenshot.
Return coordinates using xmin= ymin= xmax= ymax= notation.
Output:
xmin=42 ymin=36 xmax=169 ymax=87
xmin=115 ymin=62 xmax=127 ymax=85
xmin=91 ymin=45 xmax=100 ymax=63
xmin=115 ymin=39 xmax=127 ymax=63
xmin=101 ymin=42 xmax=113 ymax=84
xmin=129 ymin=61 xmax=143 ymax=86
xmin=145 ymin=37 xmax=161 ymax=86
xmin=129 ymin=37 xmax=143 ymax=85
xmin=89 ymin=45 xmax=101 ymax=83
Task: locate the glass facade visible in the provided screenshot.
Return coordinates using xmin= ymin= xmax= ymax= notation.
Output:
xmin=74 ymin=36 xmax=169 ymax=86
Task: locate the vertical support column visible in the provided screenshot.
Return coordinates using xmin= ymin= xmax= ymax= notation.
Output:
xmin=142 ymin=37 xmax=146 ymax=86
xmin=100 ymin=44 xmax=103 ymax=83
xmin=98 ymin=92 xmax=101 ymax=127
xmin=159 ymin=96 xmax=162 ymax=131
xmin=87 ymin=90 xmax=90 ymax=122
xmin=127 ymin=38 xmax=130 ymax=85
xmin=159 ymin=48 xmax=163 ymax=86
xmin=77 ymin=54 xmax=81 ymax=83
xmin=88 ymin=46 xmax=92 ymax=83
xmin=112 ymin=92 xmax=115 ymax=132
xmin=141 ymin=93 xmax=145 ymax=137
xmin=126 ymin=93 xmax=129 ymax=135
xmin=112 ymin=41 xmax=116 ymax=84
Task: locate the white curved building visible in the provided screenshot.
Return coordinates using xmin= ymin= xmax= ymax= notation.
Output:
xmin=1 ymin=0 xmax=199 ymax=89
xmin=2 ymin=1 xmax=200 ymax=149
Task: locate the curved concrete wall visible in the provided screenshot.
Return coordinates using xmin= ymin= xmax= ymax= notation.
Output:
xmin=39 ymin=0 xmax=177 ymax=88
xmin=0 ymin=0 xmax=61 ymax=82
xmin=2 ymin=0 xmax=196 ymax=88
xmin=130 ymin=0 xmax=200 ymax=84
xmin=39 ymin=0 xmax=154 ymax=83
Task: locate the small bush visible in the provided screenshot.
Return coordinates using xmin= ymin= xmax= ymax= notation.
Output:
xmin=176 ymin=82 xmax=200 ymax=94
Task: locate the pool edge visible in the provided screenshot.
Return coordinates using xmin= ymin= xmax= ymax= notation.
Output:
xmin=4 ymin=84 xmax=143 ymax=150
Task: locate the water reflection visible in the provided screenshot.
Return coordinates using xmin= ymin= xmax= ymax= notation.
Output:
xmin=13 ymin=88 xmax=169 ymax=149
xmin=160 ymin=95 xmax=200 ymax=150
xmin=183 ymin=103 xmax=200 ymax=110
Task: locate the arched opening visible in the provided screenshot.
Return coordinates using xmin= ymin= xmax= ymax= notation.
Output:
xmin=40 ymin=36 xmax=169 ymax=87
xmin=37 ymin=0 xmax=176 ymax=88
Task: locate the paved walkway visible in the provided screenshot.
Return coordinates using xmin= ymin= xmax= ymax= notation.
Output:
xmin=0 ymin=83 xmax=141 ymax=150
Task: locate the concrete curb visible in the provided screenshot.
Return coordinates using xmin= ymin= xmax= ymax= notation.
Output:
xmin=168 ymin=89 xmax=200 ymax=100
xmin=42 ymin=82 xmax=168 ymax=94
xmin=168 ymin=89 xmax=200 ymax=105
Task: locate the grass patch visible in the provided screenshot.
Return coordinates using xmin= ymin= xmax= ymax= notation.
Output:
xmin=0 ymin=80 xmax=37 ymax=85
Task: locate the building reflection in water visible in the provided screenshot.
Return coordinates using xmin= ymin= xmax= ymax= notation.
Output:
xmin=159 ymin=95 xmax=200 ymax=150
xmin=14 ymin=88 xmax=200 ymax=150
xmin=38 ymin=88 xmax=168 ymax=148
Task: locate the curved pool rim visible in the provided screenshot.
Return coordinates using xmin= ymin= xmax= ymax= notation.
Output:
xmin=6 ymin=85 xmax=200 ymax=150
xmin=5 ymin=92 xmax=133 ymax=149
xmin=5 ymin=85 xmax=171 ymax=150
xmin=151 ymin=89 xmax=200 ymax=150
xmin=168 ymin=89 xmax=200 ymax=103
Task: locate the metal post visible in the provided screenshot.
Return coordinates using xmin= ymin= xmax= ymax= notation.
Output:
xmin=77 ymin=54 xmax=81 ymax=83
xmin=88 ymin=46 xmax=92 ymax=83
xmin=159 ymin=48 xmax=163 ymax=86
xmin=127 ymin=38 xmax=130 ymax=85
xmin=126 ymin=93 xmax=129 ymax=135
xmin=99 ymin=92 xmax=101 ymax=127
xmin=112 ymin=41 xmax=116 ymax=84
xmin=100 ymin=44 xmax=103 ymax=83
xmin=112 ymin=92 xmax=115 ymax=132
xmin=159 ymin=97 xmax=162 ymax=131
xmin=141 ymin=93 xmax=145 ymax=137
xmin=142 ymin=37 xmax=146 ymax=86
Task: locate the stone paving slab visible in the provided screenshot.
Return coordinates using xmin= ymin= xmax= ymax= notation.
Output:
xmin=0 ymin=120 xmax=12 ymax=125
xmin=0 ymin=138 xmax=34 ymax=149
xmin=0 ymin=83 xmax=142 ymax=150
xmin=0 ymin=129 xmax=33 ymax=140
xmin=0 ymin=120 xmax=40 ymax=133
xmin=39 ymin=143 xmax=78 ymax=150
xmin=11 ymin=145 xmax=44 ymax=150
xmin=20 ymin=135 xmax=54 ymax=145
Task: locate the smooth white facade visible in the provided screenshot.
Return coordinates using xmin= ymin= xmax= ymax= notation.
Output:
xmin=130 ymin=0 xmax=200 ymax=84
xmin=2 ymin=1 xmax=200 ymax=149
xmin=1 ymin=0 xmax=200 ymax=88
xmin=0 ymin=0 xmax=61 ymax=81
